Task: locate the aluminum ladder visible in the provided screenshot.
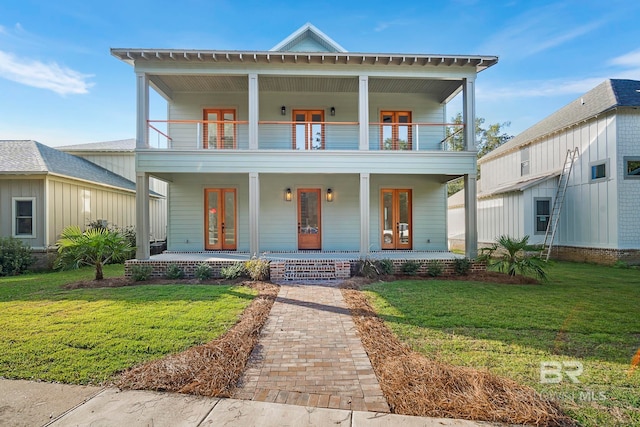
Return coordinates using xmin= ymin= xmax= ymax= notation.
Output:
xmin=540 ymin=147 xmax=579 ymax=261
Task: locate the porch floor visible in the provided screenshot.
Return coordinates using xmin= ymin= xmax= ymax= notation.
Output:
xmin=150 ymin=250 xmax=462 ymax=262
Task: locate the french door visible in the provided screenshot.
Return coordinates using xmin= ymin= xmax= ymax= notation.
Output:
xmin=293 ymin=110 xmax=324 ymax=150
xmin=203 ymin=109 xmax=236 ymax=149
xmin=381 ymin=189 xmax=412 ymax=249
xmin=298 ymin=188 xmax=321 ymax=250
xmin=204 ymin=188 xmax=237 ymax=250
xmin=381 ymin=111 xmax=412 ymax=150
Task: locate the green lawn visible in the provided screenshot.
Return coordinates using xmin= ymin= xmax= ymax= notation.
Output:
xmin=364 ymin=262 xmax=640 ymax=427
xmin=0 ymin=265 xmax=256 ymax=384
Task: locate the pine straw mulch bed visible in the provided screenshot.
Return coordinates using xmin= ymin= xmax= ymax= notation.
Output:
xmin=340 ymin=276 xmax=577 ymax=427
xmin=115 ymin=281 xmax=278 ymax=397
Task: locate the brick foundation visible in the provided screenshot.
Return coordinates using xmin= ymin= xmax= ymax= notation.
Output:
xmin=125 ymin=259 xmax=244 ymax=279
xmin=549 ymin=246 xmax=640 ymax=266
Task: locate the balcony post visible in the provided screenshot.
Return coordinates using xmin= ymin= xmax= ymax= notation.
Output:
xmin=358 ymin=75 xmax=369 ymax=150
xmin=462 ymin=77 xmax=476 ymax=151
xmin=248 ymin=73 xmax=259 ymax=150
xmin=464 ymin=174 xmax=478 ymax=259
xmin=359 ymin=173 xmax=370 ymax=255
xmin=136 ymin=72 xmax=149 ymax=149
xmin=136 ymin=172 xmax=150 ymax=260
xmin=249 ymin=172 xmax=260 ymax=255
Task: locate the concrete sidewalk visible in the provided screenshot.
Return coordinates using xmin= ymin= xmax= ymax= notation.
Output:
xmin=0 ymin=380 xmax=498 ymax=426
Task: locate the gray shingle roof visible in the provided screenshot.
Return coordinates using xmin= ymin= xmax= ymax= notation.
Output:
xmin=57 ymin=138 xmax=135 ymax=152
xmin=0 ymin=140 xmax=137 ymax=192
xmin=481 ymin=79 xmax=640 ymax=163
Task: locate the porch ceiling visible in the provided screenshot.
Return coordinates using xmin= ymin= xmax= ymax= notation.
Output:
xmin=148 ymin=75 xmax=463 ymax=101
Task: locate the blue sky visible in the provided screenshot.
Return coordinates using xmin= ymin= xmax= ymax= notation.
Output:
xmin=1 ymin=0 xmax=639 ymax=146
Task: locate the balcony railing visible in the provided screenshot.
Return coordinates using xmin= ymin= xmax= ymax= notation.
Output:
xmin=147 ymin=120 xmax=465 ymax=151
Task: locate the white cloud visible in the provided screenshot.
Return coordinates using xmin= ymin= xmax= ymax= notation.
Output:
xmin=0 ymin=50 xmax=93 ymax=95
xmin=479 ymin=5 xmax=606 ymax=59
xmin=609 ymin=49 xmax=640 ymax=67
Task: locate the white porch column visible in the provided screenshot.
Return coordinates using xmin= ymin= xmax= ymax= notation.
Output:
xmin=462 ymin=77 xmax=476 ymax=151
xmin=358 ymin=75 xmax=369 ymax=150
xmin=136 ymin=72 xmax=149 ymax=149
xmin=464 ymin=174 xmax=478 ymax=259
xmin=248 ymin=73 xmax=259 ymax=150
xmin=359 ymin=173 xmax=370 ymax=255
xmin=136 ymin=172 xmax=150 ymax=260
xmin=249 ymin=172 xmax=260 ymax=256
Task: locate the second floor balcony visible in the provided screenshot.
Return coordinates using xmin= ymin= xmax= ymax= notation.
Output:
xmin=147 ymin=119 xmax=466 ymax=152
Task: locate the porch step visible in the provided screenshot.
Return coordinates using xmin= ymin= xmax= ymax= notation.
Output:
xmin=270 ymin=260 xmax=352 ymax=282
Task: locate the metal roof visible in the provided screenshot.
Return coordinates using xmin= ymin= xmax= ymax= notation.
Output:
xmin=0 ymin=140 xmax=138 ymax=192
xmin=57 ymin=138 xmax=136 ymax=152
xmin=481 ymin=79 xmax=640 ymax=163
xmin=110 ymin=48 xmax=498 ymax=73
xmin=477 ymin=171 xmax=560 ymax=198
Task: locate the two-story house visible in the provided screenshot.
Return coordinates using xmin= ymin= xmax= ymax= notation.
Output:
xmin=464 ymin=79 xmax=640 ymax=265
xmin=112 ymin=23 xmax=497 ymax=277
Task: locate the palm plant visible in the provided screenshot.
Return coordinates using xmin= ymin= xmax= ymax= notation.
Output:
xmin=478 ymin=235 xmax=548 ymax=280
xmin=55 ymin=226 xmax=133 ymax=280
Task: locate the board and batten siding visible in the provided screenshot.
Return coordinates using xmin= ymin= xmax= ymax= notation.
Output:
xmin=370 ymin=174 xmax=447 ymax=251
xmin=47 ymin=177 xmax=137 ymax=246
xmin=479 ymin=113 xmax=619 ymax=249
xmin=0 ymin=177 xmax=45 ymax=248
xmin=615 ymin=110 xmax=640 ymax=249
xmin=477 ymin=193 xmax=523 ymax=245
xmin=167 ymin=174 xmax=249 ymax=252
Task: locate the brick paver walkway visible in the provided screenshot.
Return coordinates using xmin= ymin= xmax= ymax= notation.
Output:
xmin=233 ymin=282 xmax=390 ymax=413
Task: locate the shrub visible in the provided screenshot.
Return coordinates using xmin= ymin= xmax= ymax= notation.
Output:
xmin=165 ymin=263 xmax=184 ymax=279
xmin=0 ymin=237 xmax=34 ymax=276
xmin=131 ymin=264 xmax=153 ymax=281
xmin=427 ymin=260 xmax=444 ymax=277
xmin=453 ymin=258 xmax=472 ymax=275
xmin=376 ymin=259 xmax=395 ymax=275
xmin=481 ymin=235 xmax=548 ymax=280
xmin=220 ymin=262 xmax=247 ymax=280
xmin=357 ymin=258 xmax=380 ymax=278
xmin=194 ymin=263 xmax=212 ymax=280
xmin=401 ymin=260 xmax=422 ymax=276
xmin=244 ymin=257 xmax=270 ymax=281
xmin=55 ymin=226 xmax=133 ymax=280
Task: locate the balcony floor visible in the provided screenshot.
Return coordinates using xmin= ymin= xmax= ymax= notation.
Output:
xmin=149 ymin=250 xmax=462 ymax=262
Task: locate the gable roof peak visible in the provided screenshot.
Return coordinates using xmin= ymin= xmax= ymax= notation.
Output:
xmin=270 ymin=22 xmax=347 ymax=53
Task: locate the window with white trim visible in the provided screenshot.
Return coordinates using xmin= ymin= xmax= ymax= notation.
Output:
xmin=624 ymin=157 xmax=640 ymax=179
xmin=589 ymin=159 xmax=609 ymax=182
xmin=12 ymin=197 xmax=35 ymax=238
xmin=534 ymin=198 xmax=551 ymax=234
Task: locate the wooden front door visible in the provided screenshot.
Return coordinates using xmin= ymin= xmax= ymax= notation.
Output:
xmin=381 ymin=189 xmax=412 ymax=249
xmin=293 ymin=110 xmax=324 ymax=150
xmin=298 ymin=188 xmax=321 ymax=250
xmin=205 ymin=188 xmax=237 ymax=250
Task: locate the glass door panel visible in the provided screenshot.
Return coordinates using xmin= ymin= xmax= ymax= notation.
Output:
xmin=203 ymin=109 xmax=236 ymax=149
xmin=205 ymin=188 xmax=236 ymax=250
xmin=293 ymin=110 xmax=324 ymax=150
xmin=298 ymin=188 xmax=321 ymax=250
xmin=380 ymin=189 xmax=412 ymax=250
xmin=380 ymin=111 xmax=412 ymax=150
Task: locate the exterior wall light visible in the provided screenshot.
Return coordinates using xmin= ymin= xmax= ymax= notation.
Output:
xmin=326 ymin=188 xmax=334 ymax=202
xmin=330 ymin=106 xmax=335 ymax=116
xmin=285 ymin=188 xmax=292 ymax=201
xmin=281 ymin=106 xmax=286 ymax=116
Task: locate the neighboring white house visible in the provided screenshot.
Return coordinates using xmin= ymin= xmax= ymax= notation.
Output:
xmin=58 ymin=139 xmax=167 ymax=243
xmin=112 ymin=23 xmax=498 ymax=260
xmin=449 ymin=79 xmax=640 ymax=264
